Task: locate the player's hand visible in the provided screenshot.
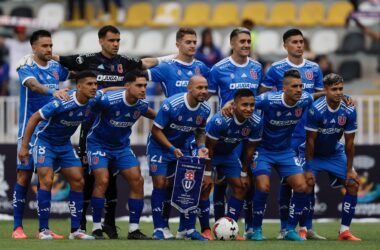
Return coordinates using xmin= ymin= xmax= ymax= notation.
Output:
xmin=342 ymin=95 xmax=355 ymax=107
xmin=220 ymin=101 xmax=234 ymax=117
xmin=304 ymin=171 xmax=315 ymax=187
xmin=18 ymin=146 xmax=29 ymax=166
xmin=16 ymin=54 xmax=33 ymax=71
xmin=157 ymin=54 xmax=178 ymax=64
xmin=240 ymin=176 xmax=250 ymax=190
xmin=53 ymin=88 xmax=70 ymax=101
xmin=346 ymin=169 xmax=360 ymax=186
xmin=202 ymin=175 xmax=213 ymax=192
xmin=198 ymin=147 xmax=209 ymax=158
xmin=173 ymin=148 xmax=184 ymax=158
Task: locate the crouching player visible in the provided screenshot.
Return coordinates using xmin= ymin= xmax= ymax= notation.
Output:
xmin=18 ymin=71 xmax=106 ymax=240
xmin=87 ymin=70 xmax=155 ymax=239
xmin=205 ymin=89 xmax=262 ymax=240
xmin=302 ymin=73 xmax=361 ymax=241
xmin=147 ymin=75 xmax=210 ymax=240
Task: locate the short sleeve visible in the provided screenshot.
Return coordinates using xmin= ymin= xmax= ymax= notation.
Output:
xmin=344 ymin=108 xmax=358 ymax=134
xmin=207 ymin=66 xmax=218 ymax=94
xmin=18 ymin=66 xmax=36 ymax=86
xmin=262 ymin=65 xmax=276 ymax=89
xmin=249 ymin=117 xmax=263 ymax=142
xmin=147 ymin=63 xmax=168 ymax=83
xmin=153 ymin=100 xmax=172 ymax=129
xmin=205 ymin=116 xmax=225 ymax=140
xmin=58 ymin=64 xmax=69 ymax=81
xmin=39 ymin=99 xmax=61 ymax=120
xmin=314 ymin=66 xmax=324 ymax=91
xmin=305 ymin=106 xmax=319 ymax=132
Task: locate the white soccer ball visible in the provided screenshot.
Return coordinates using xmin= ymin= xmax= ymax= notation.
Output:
xmin=212 ymin=217 xmax=239 ymax=240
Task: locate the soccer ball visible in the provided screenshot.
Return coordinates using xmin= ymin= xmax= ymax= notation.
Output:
xmin=212 ymin=217 xmax=239 ymax=240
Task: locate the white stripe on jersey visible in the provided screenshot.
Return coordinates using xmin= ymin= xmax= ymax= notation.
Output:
xmin=169 ymin=95 xmax=184 ymax=106
xmin=33 ymin=117 xmax=52 ymax=146
xmin=19 ymin=88 xmax=29 ymax=139
xmin=214 ymin=57 xmax=230 ymax=67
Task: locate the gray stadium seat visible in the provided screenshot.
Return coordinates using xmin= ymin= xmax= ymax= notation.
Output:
xmin=311 ymin=30 xmax=339 ymax=54
xmin=76 ymin=31 xmax=100 ymax=54
xmin=338 ymin=60 xmax=362 ymax=81
xmin=37 ymin=3 xmax=65 ymax=28
xmin=256 ymin=30 xmax=280 ymax=55
xmin=132 ymin=31 xmax=164 ymax=56
xmin=336 ymin=32 xmax=366 ymax=54
xmin=52 ymin=30 xmax=77 ymax=55
xmin=162 ymin=31 xmax=178 ymax=55
xmin=119 ymin=31 xmax=135 ymax=54
xmin=10 ymin=6 xmax=33 ymax=18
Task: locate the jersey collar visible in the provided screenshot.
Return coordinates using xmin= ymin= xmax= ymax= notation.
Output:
xmin=281 ymin=92 xmax=297 ymax=108
xmin=123 ymin=90 xmax=138 ymax=106
xmin=326 ymin=98 xmax=342 ymax=113
xmin=229 ymin=56 xmax=249 ymax=68
xmin=73 ymin=91 xmax=85 ymax=106
xmin=285 ymin=57 xmax=305 ymax=68
xmin=174 ymin=59 xmax=195 ymax=66
xmin=184 ymin=93 xmax=200 ymax=111
xmin=233 ymin=113 xmax=246 ymax=125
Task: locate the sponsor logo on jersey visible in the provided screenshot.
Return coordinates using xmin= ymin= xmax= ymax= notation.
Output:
xmin=175 ymin=80 xmax=189 ymax=87
xmin=96 ymin=75 xmax=124 ymax=82
xmin=150 ymin=163 xmax=157 ymax=173
xmin=195 ymin=67 xmax=200 ymax=75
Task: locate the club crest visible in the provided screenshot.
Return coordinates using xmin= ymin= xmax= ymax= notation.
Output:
xmin=241 ymin=128 xmax=251 ymax=136
xmin=196 ymin=116 xmax=203 ymax=125
xmin=52 ymin=71 xmax=59 ymax=80
xmin=295 ymin=108 xmax=303 ymax=117
xmin=150 ymin=163 xmax=157 ymax=173
xmin=305 ymin=70 xmax=313 ymax=80
xmin=37 ymin=156 xmax=45 ymax=164
xmin=338 ymin=116 xmax=347 ymax=125
xmin=182 ymin=170 xmax=196 ymax=192
xmin=133 ymin=111 xmax=141 ymax=119
xmin=118 ymin=64 xmax=123 ymax=73
xmin=250 ymin=71 xmax=257 ymax=80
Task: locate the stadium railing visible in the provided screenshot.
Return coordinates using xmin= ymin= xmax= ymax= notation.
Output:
xmin=0 ymin=95 xmax=379 ymax=145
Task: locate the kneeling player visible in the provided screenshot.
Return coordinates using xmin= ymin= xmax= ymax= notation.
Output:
xmin=205 ymin=89 xmax=262 ymax=240
xmin=302 ymin=73 xmax=361 ymax=241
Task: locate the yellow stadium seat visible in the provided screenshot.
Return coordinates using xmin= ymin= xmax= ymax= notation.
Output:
xmin=241 ymin=2 xmax=268 ymax=26
xmin=90 ymin=3 xmax=119 ymax=27
xmin=180 ymin=2 xmax=210 ymax=27
xmin=295 ymin=2 xmax=325 ymax=26
xmin=323 ymin=2 xmax=353 ymax=26
xmin=266 ymin=2 xmax=296 ymax=27
xmin=208 ymin=3 xmax=239 ymax=27
xmin=149 ymin=2 xmax=181 ymax=27
xmin=122 ymin=3 xmax=153 ymax=28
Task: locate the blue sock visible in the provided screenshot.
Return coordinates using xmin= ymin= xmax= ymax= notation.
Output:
xmin=286 ymin=192 xmax=307 ymax=231
xmin=91 ymin=196 xmax=105 ymax=224
xmin=162 ymin=186 xmax=173 ymax=228
xmin=128 ymin=198 xmax=143 ymax=225
xmin=213 ymin=182 xmax=227 ymax=221
xmin=299 ymin=192 xmax=312 ymax=228
xmin=151 ymin=188 xmax=166 ymax=229
xmin=13 ymin=183 xmax=27 ymax=230
xmin=244 ymin=191 xmax=253 ymax=231
xmin=227 ymin=196 xmax=243 ymax=222
xmin=341 ymin=194 xmax=357 ymax=227
xmin=198 ymin=199 xmax=210 ymax=231
xmin=278 ymin=184 xmax=292 ymax=230
xmin=69 ymin=191 xmax=83 ymax=230
xmin=181 ymin=209 xmax=197 ymax=231
xmin=306 ymin=192 xmax=315 ymax=230
xmin=252 ymin=190 xmax=269 ymax=230
xmin=37 ymin=189 xmax=51 ymax=231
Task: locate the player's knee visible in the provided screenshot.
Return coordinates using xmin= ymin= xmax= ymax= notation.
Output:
xmin=346 ymin=182 xmax=359 ymax=195
xmin=40 ymin=177 xmax=53 ymax=190
xmin=17 ymin=171 xmax=32 ymax=186
xmin=256 ymin=182 xmax=270 ymax=193
xmin=95 ymin=176 xmax=109 ymax=190
xmin=292 ymin=182 xmax=308 ymax=193
xmin=71 ymin=176 xmax=85 ymax=191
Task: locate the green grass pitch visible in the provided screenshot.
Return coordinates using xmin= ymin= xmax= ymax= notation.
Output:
xmin=0 ymin=220 xmax=379 ymax=250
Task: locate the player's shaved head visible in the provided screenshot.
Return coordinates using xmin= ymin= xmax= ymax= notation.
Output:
xmin=188 ymin=75 xmax=207 ymax=89
xmin=283 ymin=69 xmax=301 ymax=85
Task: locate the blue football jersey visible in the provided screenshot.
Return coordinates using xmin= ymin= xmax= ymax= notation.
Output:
xmin=208 ymin=56 xmax=263 ymax=108
xmin=148 ymin=59 xmax=209 ymax=97
xmin=87 ymin=90 xmax=149 ymax=150
xmin=206 ymin=112 xmax=262 ymax=155
xmin=262 ymin=58 xmax=323 ymax=92
xmin=18 ymin=60 xmax=69 ymax=139
xmin=148 ymin=93 xmax=211 ymax=150
xmin=33 ymin=90 xmax=102 ymax=146
xmin=304 ymin=97 xmax=357 ymax=156
xmin=256 ymin=91 xmax=313 ymax=151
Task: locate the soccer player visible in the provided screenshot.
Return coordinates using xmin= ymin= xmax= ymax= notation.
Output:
xmin=250 ymin=69 xmax=323 ymax=241
xmin=147 ymin=27 xmax=210 ymax=239
xmin=147 ymin=75 xmax=210 ymax=240
xmin=260 ymin=28 xmax=325 ymax=240
xmin=87 ymin=70 xmax=155 ymax=240
xmin=208 ymin=27 xmax=263 ymax=237
xmin=205 ymin=89 xmax=262 ymax=241
xmin=18 ymin=71 xmax=108 ymax=240
xmin=302 ymin=73 xmax=361 ymax=241
xmin=12 ymin=30 xmax=69 ymax=239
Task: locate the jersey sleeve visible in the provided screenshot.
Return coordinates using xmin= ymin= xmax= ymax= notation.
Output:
xmin=205 ymin=115 xmax=225 ymax=140
xmin=153 ymin=100 xmax=172 ymax=129
xmin=59 ymin=54 xmax=88 ymax=71
xmin=254 ymin=93 xmax=266 ymax=110
xmin=18 ymin=65 xmax=36 ymax=86
xmin=314 ymin=66 xmax=324 ymax=91
xmin=147 ymin=63 xmax=168 ymax=83
xmin=262 ymin=65 xmax=276 ymax=89
xmin=140 ymin=101 xmax=149 ymax=116
xmin=39 ymin=99 xmax=61 ymax=120
xmin=58 ymin=64 xmax=69 ymax=81
xmin=249 ymin=117 xmax=263 ymax=142
xmin=207 ymin=66 xmax=218 ymax=94
xmin=200 ymin=63 xmax=210 ymax=78
xmin=344 ymin=108 xmax=358 ymax=134
xmin=121 ymin=55 xmax=143 ymax=71
xmin=305 ymin=106 xmax=319 ymax=132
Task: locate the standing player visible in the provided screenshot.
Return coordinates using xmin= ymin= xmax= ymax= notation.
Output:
xmin=208 ymin=27 xmax=263 ymax=237
xmin=12 ymin=30 xmax=69 ymax=239
xmin=250 ymin=69 xmax=323 ymax=241
xmin=147 ymin=27 xmax=211 ymax=239
xmin=205 ymin=89 xmax=262 ymax=240
xmin=18 ymin=71 xmax=106 ymax=239
xmin=147 ymin=75 xmax=210 ymax=240
xmin=87 ymin=70 xmax=155 ymax=239
xmin=260 ymin=28 xmax=325 ymax=240
xmin=302 ymin=73 xmax=361 ymax=241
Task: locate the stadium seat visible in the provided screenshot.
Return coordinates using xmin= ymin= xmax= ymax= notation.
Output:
xmin=310 ymin=30 xmax=339 ymax=54
xmin=211 ymin=30 xmax=223 ymax=49
xmin=336 ymin=32 xmax=366 ymax=54
xmin=37 ymin=3 xmax=65 ymax=28
xmin=266 ymin=2 xmax=296 ymax=27
xmin=295 ymin=2 xmax=325 ymax=26
xmin=255 ymin=30 xmax=281 ymax=55
xmin=366 ymin=38 xmax=380 ymax=55
xmin=161 ymin=31 xmax=178 ymax=55
xmin=10 ymin=6 xmax=33 ymax=18
xmin=76 ymin=30 xmax=100 ymax=54
xmin=0 ymin=7 xmax=3 ymax=15
xmin=221 ymin=33 xmax=232 ymax=56
xmin=208 ymin=3 xmax=239 ymax=27
xmin=119 ymin=31 xmax=135 ymax=54
xmin=323 ymin=2 xmax=353 ymax=26
xmin=241 ymin=2 xmax=268 ymax=26
xmin=52 ymin=30 xmax=77 ymax=55
xmin=132 ymin=31 xmax=164 ymax=56
xmin=338 ymin=60 xmax=362 ymax=81
xmin=63 ymin=4 xmax=93 ymax=28
xmin=90 ymin=3 xmax=119 ymax=27
xmin=150 ymin=2 xmax=181 ymax=27
xmin=180 ymin=2 xmax=210 ymax=27
xmin=122 ymin=3 xmax=153 ymax=28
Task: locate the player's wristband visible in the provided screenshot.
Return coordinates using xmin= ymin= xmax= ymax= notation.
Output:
xmin=198 ymin=144 xmax=206 ymax=149
xmin=47 ymin=88 xmax=54 ymax=96
xmin=240 ymin=171 xmax=248 ymax=177
xmin=204 ymin=171 xmax=212 ymax=176
xmin=169 ymin=145 xmax=176 ymax=153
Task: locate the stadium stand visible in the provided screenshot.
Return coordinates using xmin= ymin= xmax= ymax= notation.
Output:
xmin=51 ymin=30 xmax=77 ymax=55
xmin=366 ymin=38 xmax=380 ymax=54
xmin=255 ymin=30 xmax=281 ymax=55
xmin=37 ymin=3 xmax=65 ymax=29
xmin=179 ymin=2 xmax=210 ymax=27
xmin=338 ymin=60 xmax=362 ymax=81
xmin=161 ymin=30 xmax=178 ymax=55
xmin=150 ymin=2 xmax=181 ymax=27
xmin=208 ymin=2 xmax=239 ymax=27
xmin=241 ymin=2 xmax=268 ymax=26
xmin=323 ymin=1 xmax=354 ymax=26
xmin=295 ymin=2 xmax=325 ymax=27
xmin=122 ymin=3 xmax=153 ymax=28
xmin=266 ymin=2 xmax=297 ymax=27
xmin=132 ymin=30 xmax=164 ymax=56
xmin=336 ymin=32 xmax=366 ymax=54
xmin=75 ymin=30 xmax=100 ymax=53
xmin=310 ymin=30 xmax=339 ymax=54
xmin=10 ymin=6 xmax=34 ymax=18
xmin=118 ymin=30 xmax=135 ymax=54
